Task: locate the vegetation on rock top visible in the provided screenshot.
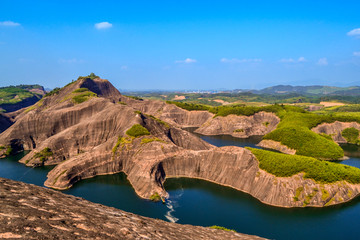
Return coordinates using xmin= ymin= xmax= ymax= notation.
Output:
xmin=247 ymin=147 xmax=360 ymax=184
xmin=34 ymin=147 xmax=53 ymax=162
xmin=341 ymin=127 xmax=360 ymax=144
xmin=0 ymin=85 xmax=43 ymax=105
xmin=209 ymin=226 xmax=236 ymax=232
xmin=126 ymin=124 xmax=150 ymax=138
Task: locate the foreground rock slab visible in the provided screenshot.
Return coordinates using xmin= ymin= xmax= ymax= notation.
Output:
xmin=0 ymin=178 xmax=266 ymax=240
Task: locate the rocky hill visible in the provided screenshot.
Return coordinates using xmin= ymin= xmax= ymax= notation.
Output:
xmin=1 ymin=76 xmax=360 ymax=208
xmin=0 ymin=84 xmax=45 ymax=113
xmin=0 ymin=177 xmax=265 ymax=240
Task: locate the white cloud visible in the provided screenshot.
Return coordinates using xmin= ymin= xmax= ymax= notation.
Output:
xmin=175 ymin=58 xmax=197 ymax=64
xmin=354 ymin=51 xmax=360 ymax=56
xmin=95 ymin=22 xmax=113 ymax=30
xmin=58 ymin=58 xmax=84 ymax=64
xmin=220 ymin=58 xmax=262 ymax=63
xmin=298 ymin=57 xmax=306 ymax=62
xmin=347 ymin=28 xmax=360 ymax=37
xmin=280 ymin=58 xmax=295 ymax=63
xmin=0 ymin=21 xmax=20 ymax=27
xmin=317 ymin=58 xmax=328 ymax=66
xmin=280 ymin=57 xmax=306 ymax=63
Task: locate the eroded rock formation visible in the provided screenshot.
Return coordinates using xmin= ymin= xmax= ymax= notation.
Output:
xmin=0 ymin=177 xmax=265 ymax=240
xmin=120 ymin=96 xmax=214 ymax=128
xmin=257 ymin=139 xmax=296 ymax=155
xmin=312 ymin=121 xmax=360 ymax=143
xmin=1 ymin=78 xmax=359 ymax=208
xmin=194 ymin=112 xmax=280 ymax=138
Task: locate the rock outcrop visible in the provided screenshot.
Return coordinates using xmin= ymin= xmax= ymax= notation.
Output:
xmin=194 ymin=112 xmax=280 ymax=138
xmin=120 ymin=97 xmax=214 ymax=128
xmin=312 ymin=121 xmax=360 ymax=143
xmin=0 ymin=177 xmax=265 ymax=240
xmin=257 ymin=140 xmax=296 ymax=155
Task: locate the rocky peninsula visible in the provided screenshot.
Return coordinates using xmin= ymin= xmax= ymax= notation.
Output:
xmin=0 ymin=177 xmax=265 ymax=240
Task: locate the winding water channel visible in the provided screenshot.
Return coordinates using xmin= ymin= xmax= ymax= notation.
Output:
xmin=1 ymin=134 xmax=360 ymax=240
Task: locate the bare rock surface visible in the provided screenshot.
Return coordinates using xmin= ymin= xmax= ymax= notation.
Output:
xmin=257 ymin=140 xmax=296 ymax=155
xmin=195 ymin=112 xmax=280 ymax=138
xmin=0 ymin=177 xmax=266 ymax=240
xmin=312 ymin=121 xmax=360 ymax=143
xmin=120 ymin=96 xmax=214 ymax=128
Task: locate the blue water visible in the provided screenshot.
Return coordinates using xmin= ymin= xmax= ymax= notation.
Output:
xmin=1 ymin=137 xmax=360 ymax=240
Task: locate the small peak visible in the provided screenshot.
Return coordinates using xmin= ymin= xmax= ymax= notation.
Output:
xmin=77 ymin=73 xmax=100 ymax=81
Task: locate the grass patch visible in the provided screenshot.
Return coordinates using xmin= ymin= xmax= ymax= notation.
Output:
xmin=72 ymin=90 xmax=97 ymax=104
xmin=126 ymin=124 xmax=150 ymax=138
xmin=149 ymin=192 xmax=161 ymax=202
xmin=324 ymin=197 xmax=335 ymax=206
xmin=233 ymin=129 xmax=244 ymax=133
xmin=73 ymin=88 xmax=89 ymax=93
xmin=263 ymin=126 xmax=343 ymax=160
xmin=141 ymin=137 xmax=166 ymax=144
xmin=0 ymin=145 xmax=5 ymax=150
xmin=77 ymin=73 xmax=99 ymax=81
xmin=24 ymin=99 xmax=44 ymax=113
xmin=304 ymin=190 xmax=317 ymax=206
xmin=44 ymin=87 xmax=61 ymax=97
xmin=209 ymin=225 xmax=236 ymax=232
xmin=293 ymin=187 xmax=303 ymax=201
xmin=321 ymin=188 xmax=330 ymax=201
xmin=341 ymin=127 xmax=359 ymax=144
xmin=112 ymin=136 xmax=122 ymax=155
xmin=263 ymin=121 xmax=270 ymax=127
xmin=247 ymin=148 xmax=360 ymax=184
xmin=126 ymin=95 xmax=144 ymax=101
xmin=4 ymin=146 xmax=13 ymax=156
xmin=34 ymin=147 xmax=53 ymax=162
xmin=166 ymin=101 xmax=212 ymax=111
xmin=146 ymin=114 xmax=170 ymax=128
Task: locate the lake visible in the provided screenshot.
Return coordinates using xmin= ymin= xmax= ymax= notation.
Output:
xmin=1 ymin=136 xmax=360 ymax=240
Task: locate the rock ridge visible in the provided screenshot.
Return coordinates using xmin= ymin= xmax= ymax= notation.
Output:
xmin=0 ymin=177 xmax=266 ymax=240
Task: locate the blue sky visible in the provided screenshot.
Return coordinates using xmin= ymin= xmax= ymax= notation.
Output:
xmin=1 ymin=0 xmax=360 ymax=90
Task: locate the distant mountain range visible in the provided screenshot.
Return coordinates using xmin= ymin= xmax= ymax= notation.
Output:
xmin=249 ymin=85 xmax=360 ymax=96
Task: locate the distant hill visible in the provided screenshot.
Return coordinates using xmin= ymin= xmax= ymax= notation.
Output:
xmin=252 ymin=85 xmax=360 ymax=95
xmin=0 ymin=84 xmax=46 ymax=112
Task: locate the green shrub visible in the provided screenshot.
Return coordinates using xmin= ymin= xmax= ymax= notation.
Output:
xmin=146 ymin=115 xmax=170 ymax=128
xmin=44 ymin=87 xmax=61 ymax=97
xmin=293 ymin=187 xmax=303 ymax=201
xmin=0 ymin=145 xmax=5 ymax=150
xmin=341 ymin=127 xmax=359 ymax=144
xmin=73 ymin=88 xmax=89 ymax=93
xmin=112 ymin=136 xmax=122 ymax=154
xmin=263 ymin=126 xmax=344 ymax=160
xmin=77 ymin=73 xmax=100 ymax=81
xmin=4 ymin=146 xmax=13 ymax=156
xmin=209 ymin=226 xmax=236 ymax=232
xmin=166 ymin=101 xmax=212 ymax=111
xmin=72 ymin=91 xmax=97 ymax=104
xmin=233 ymin=129 xmax=244 ymax=133
xmin=141 ymin=137 xmax=166 ymax=144
xmin=247 ymin=148 xmax=360 ymax=184
xmin=34 ymin=147 xmax=53 ymax=162
xmin=126 ymin=95 xmax=144 ymax=101
xmin=126 ymin=124 xmax=150 ymax=137
xmin=149 ymin=192 xmax=161 ymax=201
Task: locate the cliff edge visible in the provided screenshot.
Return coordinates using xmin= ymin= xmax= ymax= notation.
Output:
xmin=0 ymin=177 xmax=266 ymax=240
